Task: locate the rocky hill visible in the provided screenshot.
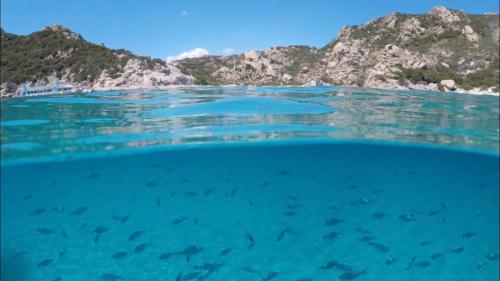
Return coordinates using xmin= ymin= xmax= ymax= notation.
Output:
xmin=176 ymin=6 xmax=499 ymax=92
xmin=1 ymin=24 xmax=193 ymax=96
xmin=1 ymin=7 xmax=498 ymax=97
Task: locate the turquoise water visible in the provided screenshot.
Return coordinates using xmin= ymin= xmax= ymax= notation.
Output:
xmin=1 ymin=87 xmax=499 ymax=281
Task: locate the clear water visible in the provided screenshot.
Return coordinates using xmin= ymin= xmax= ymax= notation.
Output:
xmin=1 ymin=86 xmax=499 ymax=281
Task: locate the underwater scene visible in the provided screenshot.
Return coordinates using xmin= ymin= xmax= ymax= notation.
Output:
xmin=1 ymin=86 xmax=499 ymax=281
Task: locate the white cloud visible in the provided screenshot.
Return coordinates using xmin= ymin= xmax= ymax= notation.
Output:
xmin=222 ymin=48 xmax=234 ymax=55
xmin=181 ymin=10 xmax=187 ymax=16
xmin=166 ymin=48 xmax=209 ymax=62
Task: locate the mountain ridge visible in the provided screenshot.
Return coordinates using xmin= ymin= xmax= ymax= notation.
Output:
xmin=1 ymin=6 xmax=498 ymax=97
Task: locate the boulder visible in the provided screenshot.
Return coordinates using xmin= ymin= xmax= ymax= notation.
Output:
xmin=440 ymin=79 xmax=456 ymax=91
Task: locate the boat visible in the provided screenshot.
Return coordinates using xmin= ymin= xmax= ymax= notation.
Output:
xmin=20 ymin=80 xmax=76 ymax=96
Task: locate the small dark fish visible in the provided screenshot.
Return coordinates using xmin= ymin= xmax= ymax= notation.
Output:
xmin=260 ymin=181 xmax=270 ymax=187
xmin=339 ymin=270 xmax=365 ymax=280
xmin=324 ymin=218 xmax=343 ymax=226
xmin=62 ymin=230 xmax=68 ymax=238
xmin=420 ymin=241 xmax=431 ymax=246
xmin=372 ymin=212 xmax=386 ymax=219
xmin=79 ymin=223 xmax=88 ymax=230
xmin=451 ymin=247 xmax=464 ymax=253
xmin=36 ymin=228 xmax=54 ymax=235
xmin=159 ymin=252 xmax=174 ymax=260
xmin=230 ymin=187 xmax=238 ymax=196
xmin=193 ymin=262 xmax=224 ymax=272
xmin=296 ymin=279 xmax=312 ymax=281
xmin=328 ymin=204 xmax=342 ymax=210
xmin=367 ymin=241 xmax=389 ymax=253
xmin=21 ymin=194 xmax=34 ymax=201
xmin=406 ymin=256 xmax=416 ymax=271
xmin=476 ymin=261 xmax=487 ymax=270
xmin=171 ymin=191 xmax=177 ymax=197
xmin=134 ymin=243 xmax=150 ymax=253
xmin=276 ymin=228 xmax=295 ymax=242
xmin=428 ymin=210 xmax=441 ymax=216
xmin=204 ymin=188 xmax=216 ymax=196
xmin=485 ymin=253 xmax=499 ymax=260
xmin=101 ymin=273 xmax=122 ymax=281
xmin=399 ymin=213 xmax=417 ymax=222
xmin=58 ymin=249 xmax=66 ymax=259
xmin=53 ymin=277 xmax=62 ymax=281
xmin=431 ymin=252 xmax=443 ymax=260
xmin=112 ymin=252 xmax=128 ymax=259
xmin=145 ymin=182 xmax=157 ymax=187
xmin=283 ymin=211 xmax=298 ymax=217
xmin=263 ymin=272 xmax=278 ymax=281
xmin=385 ymin=257 xmax=397 ymax=265
xmin=156 ymin=196 xmax=161 ymax=207
xmin=94 ymin=226 xmax=109 ymax=234
xmin=319 ymin=261 xmax=339 ymax=270
xmin=182 ymin=272 xmax=200 ymax=280
xmin=183 ymin=192 xmax=197 ymax=197
xmin=335 ymin=263 xmax=354 ymax=272
xmin=175 ymin=272 xmax=183 ymax=281
xmin=440 ymin=202 xmax=448 ymax=209
xmin=37 ymin=258 xmax=54 ymax=268
xmin=246 ymin=232 xmax=256 ymax=249
xmin=128 ymin=230 xmax=144 ymax=242
xmin=110 ymin=215 xmax=130 ymax=224
xmin=278 ymin=170 xmax=289 ymax=176
xmin=350 ymin=198 xmax=370 ymax=206
xmin=11 ymin=250 xmax=28 ymax=258
xmin=220 ymin=247 xmax=235 ymax=256
xmin=88 ymin=172 xmax=101 ymax=179
xmin=71 ymin=207 xmax=88 ymax=216
xmin=172 ymin=217 xmax=188 ymax=225
xmin=180 ymin=176 xmax=190 ymax=183
xmin=358 ymin=235 xmax=374 ymax=242
xmin=462 ymin=232 xmax=476 ymax=238
xmin=323 ymin=231 xmax=341 ymax=241
xmin=414 ymin=261 xmax=431 ymax=268
xmin=177 ymin=245 xmax=202 ymax=256
xmin=32 ymin=208 xmax=47 ymax=216
xmin=94 ymin=234 xmax=102 ymax=244
xmin=242 ymin=266 xmax=257 ymax=273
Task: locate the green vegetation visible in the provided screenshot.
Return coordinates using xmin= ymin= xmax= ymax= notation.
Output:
xmin=0 ymin=27 xmax=164 ymax=87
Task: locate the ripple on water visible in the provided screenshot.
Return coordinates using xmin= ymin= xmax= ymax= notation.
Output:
xmin=149 ymin=97 xmax=334 ymax=117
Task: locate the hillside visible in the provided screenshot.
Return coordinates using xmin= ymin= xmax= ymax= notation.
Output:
xmin=1 ymin=6 xmax=498 ymax=97
xmin=0 ymin=24 xmax=193 ymax=96
xmin=175 ymin=6 xmax=499 ymax=92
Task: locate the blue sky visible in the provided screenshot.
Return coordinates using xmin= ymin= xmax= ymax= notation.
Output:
xmin=1 ymin=0 xmax=498 ymax=59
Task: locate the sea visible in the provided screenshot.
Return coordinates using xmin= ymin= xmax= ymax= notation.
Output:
xmin=1 ymin=86 xmax=499 ymax=281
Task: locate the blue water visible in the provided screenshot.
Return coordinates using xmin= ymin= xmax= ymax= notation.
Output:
xmin=1 ymin=87 xmax=499 ymax=281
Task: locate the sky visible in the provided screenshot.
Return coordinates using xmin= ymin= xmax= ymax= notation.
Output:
xmin=1 ymin=0 xmax=499 ymax=60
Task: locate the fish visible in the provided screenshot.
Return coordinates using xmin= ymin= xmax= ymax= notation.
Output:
xmin=88 ymin=172 xmax=101 ymax=179
xmin=101 ymin=273 xmax=122 ymax=281
xmin=37 ymin=258 xmax=54 ymax=268
xmin=323 ymin=231 xmax=341 ymax=241
xmin=319 ymin=261 xmax=353 ymax=272
xmin=193 ymin=262 xmax=223 ymax=272
xmin=52 ymin=277 xmax=62 ymax=281
xmin=231 ymin=187 xmax=238 ymax=196
xmin=183 ymin=192 xmax=197 ymax=197
xmin=462 ymin=232 xmax=476 ymax=238
xmin=110 ymin=214 xmax=130 ymax=224
xmin=79 ymin=223 xmax=88 ymax=230
xmin=70 ymin=207 xmax=88 ymax=216
xmin=276 ymin=228 xmax=295 ymax=242
xmin=58 ymin=249 xmax=66 ymax=259
xmin=246 ymin=232 xmax=256 ymax=249
xmin=283 ymin=211 xmax=298 ymax=217
xmin=428 ymin=210 xmax=441 ymax=216
xmin=36 ymin=228 xmax=54 ymax=235
xmin=319 ymin=261 xmax=339 ymax=270
xmin=62 ymin=230 xmax=68 ymax=238
xmin=128 ymin=230 xmax=144 ymax=242
xmin=175 ymin=272 xmax=183 ymax=281
xmin=21 ymin=194 xmax=34 ymax=201
xmin=399 ymin=213 xmax=417 ymax=222
xmin=204 ymin=188 xmax=216 ymax=196
xmin=420 ymin=241 xmax=431 ymax=246
xmin=440 ymin=202 xmax=448 ymax=209
xmin=339 ymin=269 xmax=366 ymax=280
xmin=94 ymin=226 xmax=109 ymax=234
xmin=485 ymin=253 xmax=499 ymax=261
xmin=385 ymin=257 xmax=397 ymax=265
xmin=158 ymin=252 xmax=174 ymax=260
xmin=450 ymin=246 xmax=464 ymax=253
xmin=32 ymin=208 xmax=47 ymax=216
xmin=156 ymin=196 xmax=161 ymax=207
xmin=177 ymin=245 xmax=202 ymax=262
xmin=242 ymin=266 xmax=257 ymax=273
xmin=181 ymin=272 xmax=200 ymax=280
xmin=372 ymin=212 xmax=386 ymax=219
xmin=431 ymin=252 xmax=443 ymax=260
xmin=134 ymin=243 xmax=150 ymax=253
xmin=219 ymin=247 xmax=235 ymax=256
xmin=476 ymin=261 xmax=487 ymax=270
xmin=112 ymin=252 xmax=128 ymax=259
xmin=406 ymin=256 xmax=416 ymax=271
xmin=171 ymin=217 xmax=188 ymax=225
xmin=145 ymin=182 xmax=157 ymax=187
xmin=262 ymin=272 xmax=278 ymax=281
xmin=415 ymin=261 xmax=431 ymax=267
xmin=278 ymin=170 xmax=289 ymax=176
xmin=324 ymin=218 xmax=343 ymax=226
xmin=94 ymin=234 xmax=102 ymax=244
